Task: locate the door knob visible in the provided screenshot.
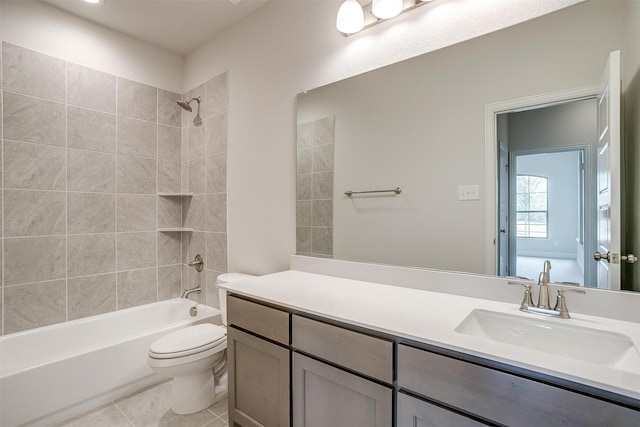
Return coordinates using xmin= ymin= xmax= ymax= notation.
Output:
xmin=593 ymin=251 xmax=611 ymax=262
xmin=500 ymin=229 xmax=506 ymax=233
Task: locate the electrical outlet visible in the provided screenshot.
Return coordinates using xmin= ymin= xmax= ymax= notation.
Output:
xmin=458 ymin=185 xmax=480 ymax=201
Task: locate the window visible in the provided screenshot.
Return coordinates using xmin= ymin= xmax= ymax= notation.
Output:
xmin=516 ymin=175 xmax=548 ymax=238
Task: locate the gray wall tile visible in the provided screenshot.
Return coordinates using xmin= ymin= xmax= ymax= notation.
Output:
xmin=67 ymin=233 xmax=116 ymax=278
xmin=206 ymin=193 xmax=227 ymax=233
xmin=312 ymin=199 xmax=333 ymax=227
xmin=183 ymin=195 xmax=205 ymax=231
xmin=183 ymin=231 xmax=205 ymax=264
xmin=117 ymin=155 xmax=156 ymax=194
xmin=158 ymin=196 xmax=182 ymax=229
xmin=68 ymin=273 xmax=117 ymax=320
xmin=297 ymin=200 xmax=312 ymax=226
xmin=158 ymin=232 xmax=181 ymax=266
xmin=158 ymin=265 xmax=181 ymax=300
xmin=117 ymin=77 xmax=157 ymax=121
xmin=4 ymin=280 xmax=66 ymax=334
xmin=204 ymin=73 xmax=228 ymax=119
xmin=117 ymin=268 xmax=157 ymax=309
xmin=4 ymin=190 xmax=66 ymax=237
xmin=67 ymin=193 xmax=116 ymax=234
xmin=206 ymin=232 xmax=227 ymax=273
xmin=187 ymin=159 xmax=205 ymax=194
xmin=2 ymin=43 xmax=65 ymax=102
xmin=68 ymin=106 xmax=116 ymax=153
xmin=117 ymin=232 xmax=156 ymax=270
xmin=312 ymin=227 xmax=333 ymax=255
xmin=158 ymin=124 xmax=181 ymax=161
xmin=312 ymin=143 xmax=335 ymax=173
xmin=158 ymin=160 xmax=181 ymax=193
xmin=187 ymin=123 xmax=205 ymax=160
xmin=297 ymin=121 xmax=314 ymax=149
xmin=158 ymin=89 xmax=181 ymax=127
xmin=68 ymin=149 xmax=116 ymax=193
xmin=315 ymin=116 xmax=335 ymax=145
xmin=296 ymin=226 xmax=312 ymax=253
xmin=205 ymin=113 xmax=227 ymax=156
xmin=205 ymin=270 xmax=221 ymax=309
xmin=3 ymin=92 xmax=66 ymax=146
xmin=312 ymin=171 xmax=333 ymax=199
xmin=4 ymin=236 xmax=66 ymax=285
xmin=297 ymin=148 xmax=312 ymax=175
xmin=117 ymin=116 xmax=157 ymax=158
xmin=67 ymin=63 xmax=116 ymax=113
xmin=206 ymin=153 xmax=226 ymax=194
xmin=117 ymin=194 xmax=156 ymax=232
xmin=297 ymin=174 xmax=312 ymax=200
xmin=3 ymin=141 xmax=66 ymax=190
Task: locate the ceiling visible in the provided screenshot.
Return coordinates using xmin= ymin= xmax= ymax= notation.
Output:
xmin=43 ymin=0 xmax=270 ymax=56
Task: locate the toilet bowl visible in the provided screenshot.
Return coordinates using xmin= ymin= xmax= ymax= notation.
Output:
xmin=147 ymin=272 xmax=256 ymax=414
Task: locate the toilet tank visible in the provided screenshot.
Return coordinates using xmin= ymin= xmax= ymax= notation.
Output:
xmin=216 ymin=273 xmax=257 ymax=325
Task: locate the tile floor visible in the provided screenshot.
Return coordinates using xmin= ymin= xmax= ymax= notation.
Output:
xmin=54 ymin=381 xmax=228 ymax=427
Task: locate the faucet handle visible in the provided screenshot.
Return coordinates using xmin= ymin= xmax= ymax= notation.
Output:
xmin=508 ymin=281 xmax=535 ymax=312
xmin=554 ymin=288 xmax=586 ymax=319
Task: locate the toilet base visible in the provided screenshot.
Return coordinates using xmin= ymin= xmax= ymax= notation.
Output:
xmin=170 ymin=370 xmax=216 ymax=414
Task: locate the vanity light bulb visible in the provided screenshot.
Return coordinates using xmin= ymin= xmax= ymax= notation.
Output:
xmin=83 ymin=0 xmax=103 ymax=4
xmin=336 ymin=0 xmax=365 ymax=34
xmin=372 ymin=0 xmax=403 ymax=19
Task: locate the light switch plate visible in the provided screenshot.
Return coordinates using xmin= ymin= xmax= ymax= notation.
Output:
xmin=458 ymin=185 xmax=480 ymax=201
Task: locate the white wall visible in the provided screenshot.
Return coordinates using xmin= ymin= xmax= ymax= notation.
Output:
xmin=183 ymin=0 xmax=587 ymax=275
xmin=0 ymin=1 xmax=183 ymax=92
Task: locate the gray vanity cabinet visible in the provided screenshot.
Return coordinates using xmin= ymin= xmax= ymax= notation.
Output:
xmin=397 ymin=392 xmax=486 ymax=427
xmin=398 ymin=344 xmax=640 ymax=427
xmin=291 ymin=314 xmax=394 ymax=427
xmin=227 ymin=296 xmax=291 ymax=427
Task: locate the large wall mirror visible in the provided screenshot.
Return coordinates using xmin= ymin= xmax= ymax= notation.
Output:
xmin=296 ymin=1 xmax=640 ymax=292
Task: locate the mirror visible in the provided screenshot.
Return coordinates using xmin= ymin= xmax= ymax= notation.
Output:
xmin=296 ymin=1 xmax=640 ymax=292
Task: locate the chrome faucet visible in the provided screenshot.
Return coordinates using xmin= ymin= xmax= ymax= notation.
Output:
xmin=181 ymin=286 xmax=201 ymax=299
xmin=508 ymin=260 xmax=585 ymax=319
xmin=188 ymin=254 xmax=204 ymax=272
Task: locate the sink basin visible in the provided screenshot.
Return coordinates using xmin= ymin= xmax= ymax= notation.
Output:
xmin=455 ymin=309 xmax=639 ymax=367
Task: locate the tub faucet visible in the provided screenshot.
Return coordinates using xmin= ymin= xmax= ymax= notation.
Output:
xmin=181 ymin=286 xmax=201 ymax=299
xmin=537 ymin=260 xmax=552 ymax=309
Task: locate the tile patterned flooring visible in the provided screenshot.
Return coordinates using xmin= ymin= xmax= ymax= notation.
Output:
xmin=54 ymin=381 xmax=228 ymax=427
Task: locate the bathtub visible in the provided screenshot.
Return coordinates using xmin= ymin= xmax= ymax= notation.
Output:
xmin=0 ymin=298 xmax=220 ymax=427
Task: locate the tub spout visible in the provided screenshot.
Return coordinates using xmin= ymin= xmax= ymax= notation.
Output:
xmin=181 ymin=286 xmax=201 ymax=299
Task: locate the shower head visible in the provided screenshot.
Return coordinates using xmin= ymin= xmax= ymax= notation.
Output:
xmin=177 ymin=97 xmax=201 ymax=112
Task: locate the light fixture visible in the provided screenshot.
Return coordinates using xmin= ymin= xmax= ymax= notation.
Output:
xmin=336 ymin=0 xmax=435 ymax=35
xmin=83 ymin=0 xmax=103 ymax=4
xmin=372 ymin=0 xmax=403 ymax=19
xmin=336 ymin=0 xmax=365 ymax=35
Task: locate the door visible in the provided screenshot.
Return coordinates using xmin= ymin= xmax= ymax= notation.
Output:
xmin=498 ymin=142 xmax=510 ymax=276
xmin=595 ymin=50 xmax=621 ymax=290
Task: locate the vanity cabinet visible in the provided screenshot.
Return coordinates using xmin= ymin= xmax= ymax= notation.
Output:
xmin=397 ymin=392 xmax=486 ymax=427
xmin=398 ymin=343 xmax=640 ymax=427
xmin=227 ymin=296 xmax=291 ymax=427
xmin=291 ymin=314 xmax=393 ymax=427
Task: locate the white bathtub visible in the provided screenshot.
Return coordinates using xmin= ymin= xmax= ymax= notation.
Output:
xmin=0 ymin=299 xmax=220 ymax=427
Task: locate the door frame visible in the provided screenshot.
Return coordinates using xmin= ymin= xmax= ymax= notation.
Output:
xmin=484 ymin=84 xmax=599 ymax=276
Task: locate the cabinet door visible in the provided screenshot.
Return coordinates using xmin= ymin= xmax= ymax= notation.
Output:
xmin=397 ymin=392 xmax=487 ymax=427
xmin=293 ymin=352 xmax=392 ymax=427
xmin=228 ymin=327 xmax=290 ymax=427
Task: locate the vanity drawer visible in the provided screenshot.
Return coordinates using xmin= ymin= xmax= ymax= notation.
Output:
xmin=398 ymin=344 xmax=640 ymax=427
xmin=292 ymin=314 xmax=393 ymax=383
xmin=227 ymin=295 xmax=290 ymax=345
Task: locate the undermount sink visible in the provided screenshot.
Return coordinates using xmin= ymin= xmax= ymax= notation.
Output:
xmin=455 ymin=309 xmax=639 ymax=368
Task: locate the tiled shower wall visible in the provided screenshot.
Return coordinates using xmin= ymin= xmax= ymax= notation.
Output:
xmin=0 ymin=42 xmax=228 ymax=335
xmin=296 ymin=116 xmax=335 ymax=257
xmin=180 ymin=73 xmax=229 ymax=309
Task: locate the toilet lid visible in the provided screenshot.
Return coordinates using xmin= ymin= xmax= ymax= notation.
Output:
xmin=149 ymin=324 xmax=225 ymax=358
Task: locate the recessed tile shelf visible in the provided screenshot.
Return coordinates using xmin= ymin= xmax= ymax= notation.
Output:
xmin=157 ymin=193 xmax=194 ymax=197
xmin=158 ymin=228 xmax=194 ymax=232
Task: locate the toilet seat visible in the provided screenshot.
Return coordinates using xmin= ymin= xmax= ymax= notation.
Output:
xmin=149 ymin=323 xmax=226 ymax=359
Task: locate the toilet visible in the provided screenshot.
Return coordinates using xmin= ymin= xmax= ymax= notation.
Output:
xmin=147 ymin=272 xmax=256 ymax=414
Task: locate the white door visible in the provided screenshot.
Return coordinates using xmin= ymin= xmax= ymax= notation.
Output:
xmin=498 ymin=143 xmax=509 ymax=276
xmin=595 ymin=50 xmax=621 ymax=290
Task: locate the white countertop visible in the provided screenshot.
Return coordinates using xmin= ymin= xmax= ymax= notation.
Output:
xmin=220 ymin=270 xmax=640 ymax=401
